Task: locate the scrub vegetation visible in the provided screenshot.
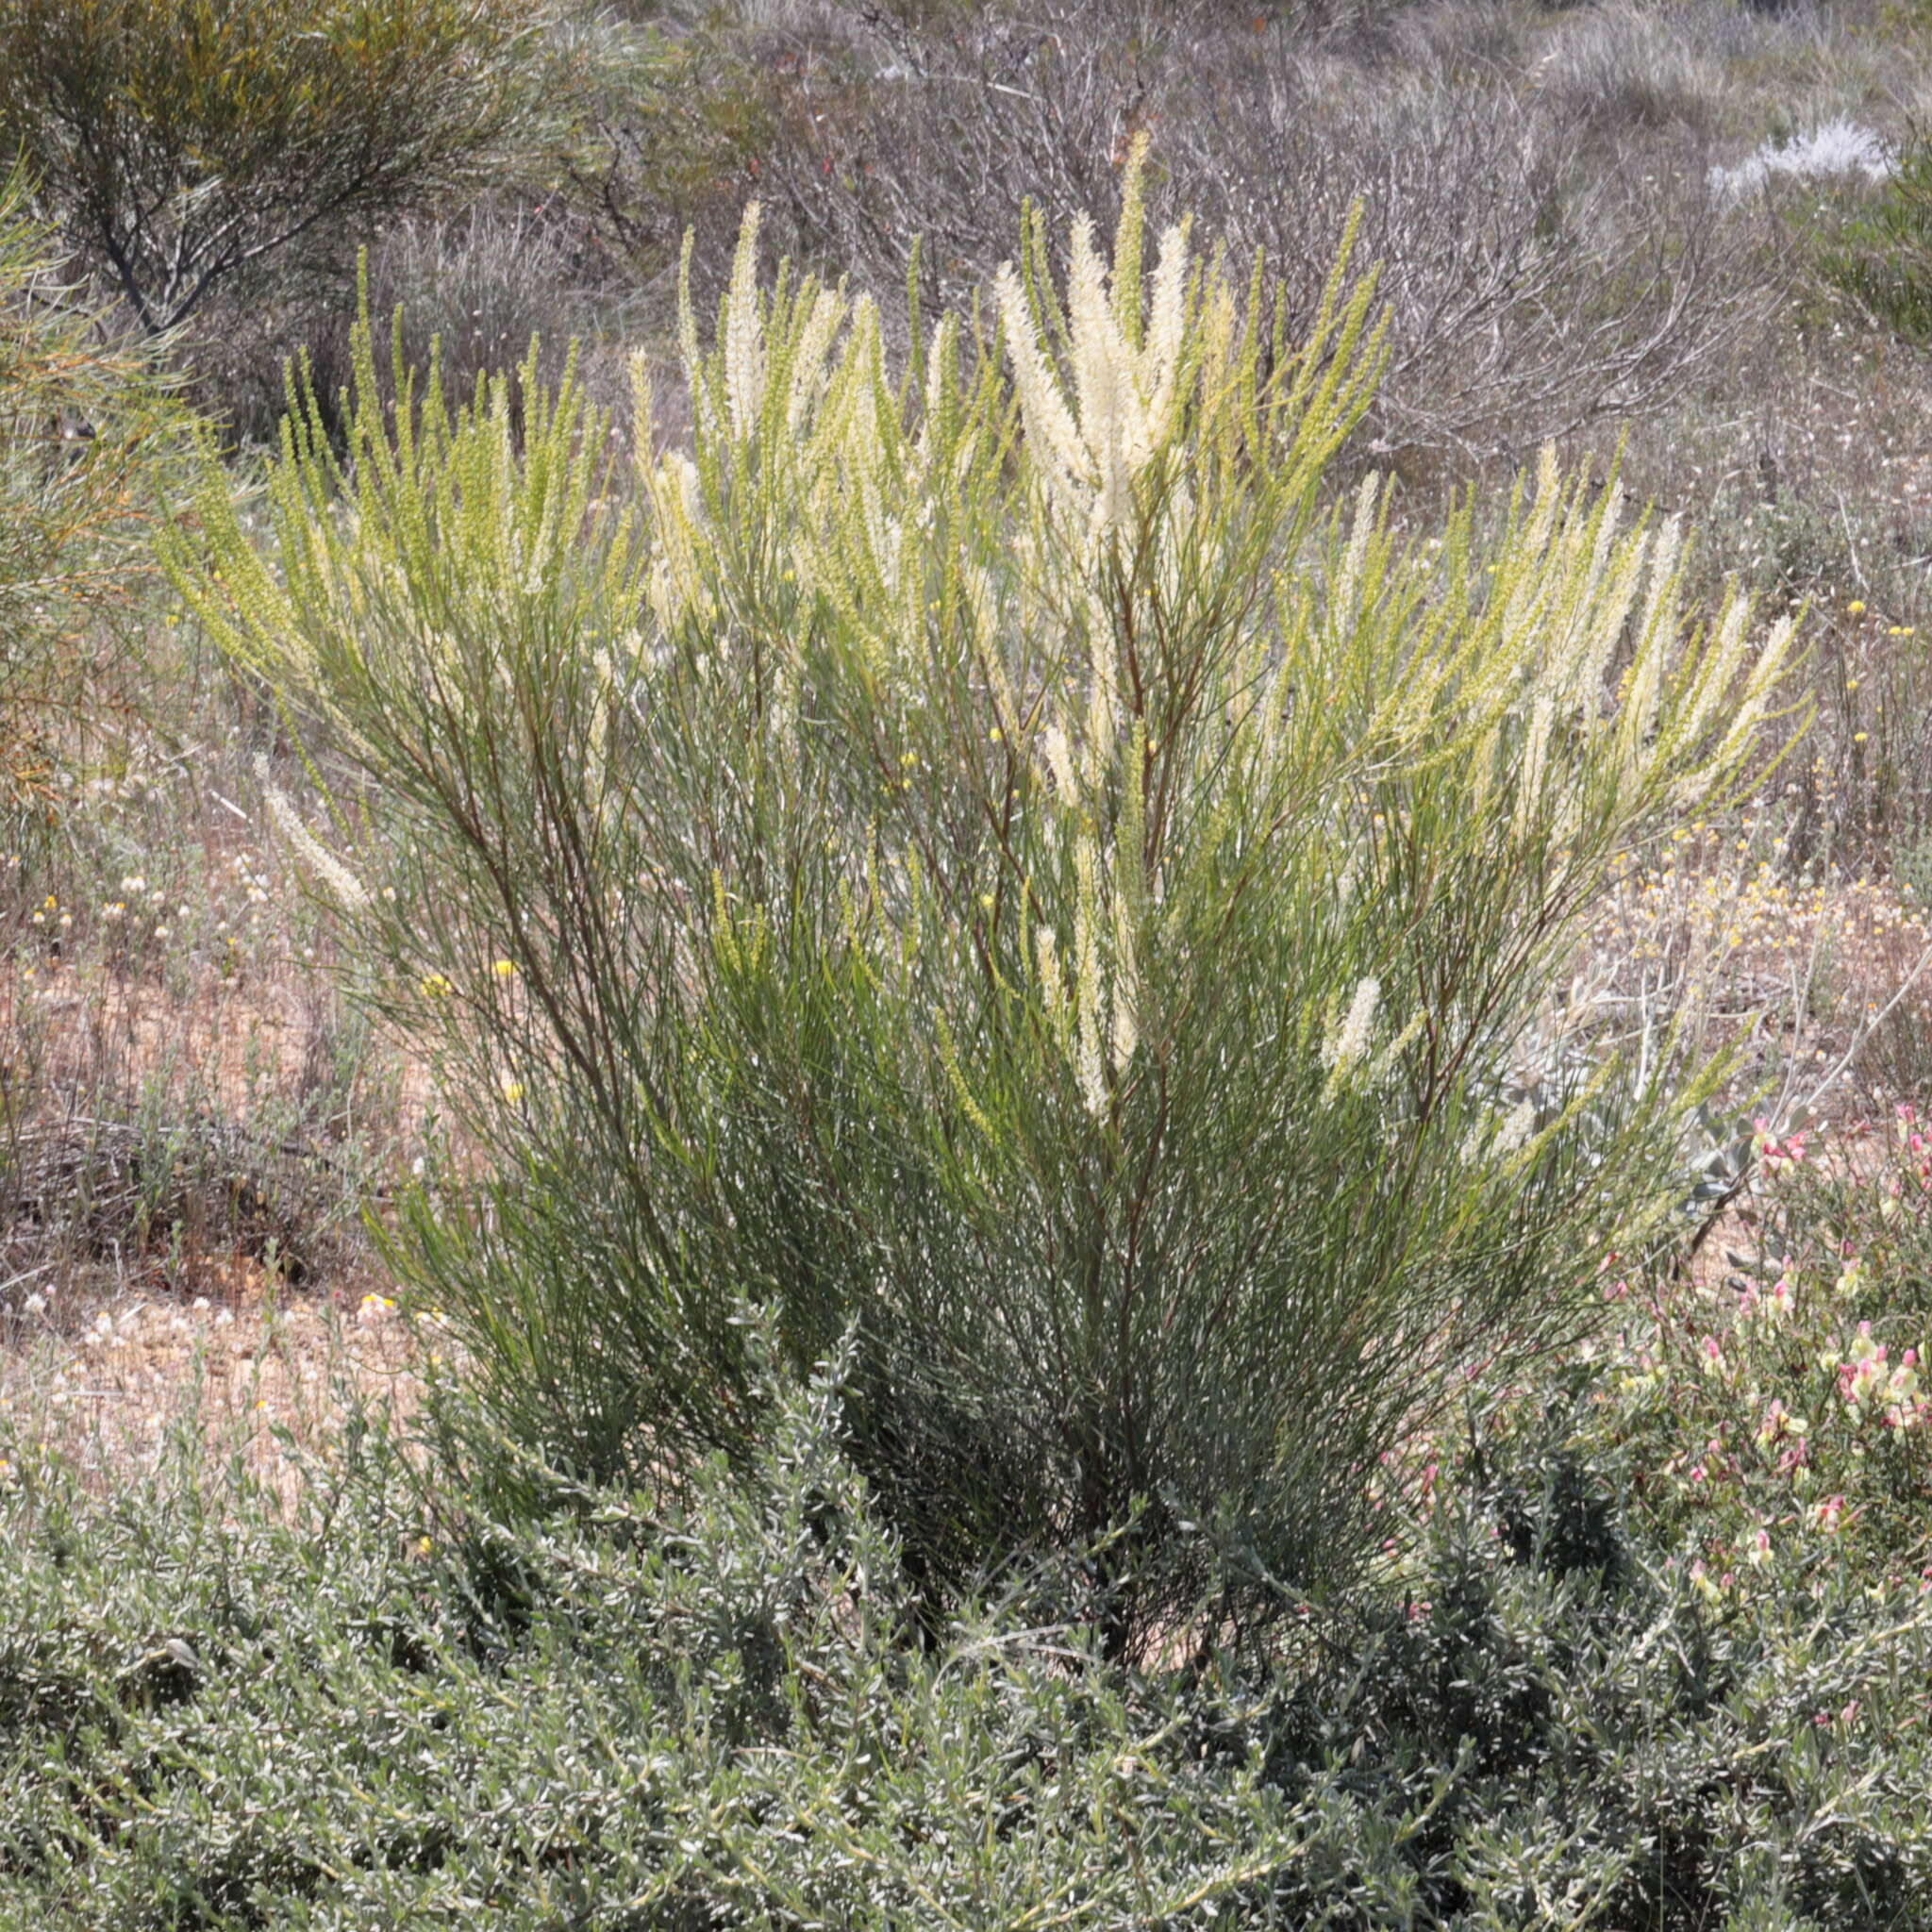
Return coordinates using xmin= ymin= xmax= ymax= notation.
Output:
xmin=8 ymin=3 xmax=1932 ymax=1924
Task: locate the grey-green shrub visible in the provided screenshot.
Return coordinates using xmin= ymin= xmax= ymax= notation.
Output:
xmin=172 ymin=163 xmax=1795 ymax=1651
xmin=0 ymin=1338 xmax=1320 ymax=1930
xmin=6 ymin=1347 xmax=1932 ymax=1929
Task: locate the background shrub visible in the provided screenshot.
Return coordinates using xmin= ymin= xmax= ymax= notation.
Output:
xmin=0 ymin=164 xmax=182 ymax=890
xmin=0 ymin=0 xmax=563 ymax=438
xmin=207 ymin=203 xmax=603 ymax=451
xmin=1823 ymin=126 xmax=1932 ymax=341
xmin=739 ymin=1 xmax=1766 ymax=469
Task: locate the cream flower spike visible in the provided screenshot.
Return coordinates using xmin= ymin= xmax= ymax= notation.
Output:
xmin=1141 ymin=220 xmax=1192 ymax=446
xmin=1068 ymin=216 xmax=1147 ymax=477
xmin=255 ymin=755 xmax=369 ymax=911
xmin=724 ymin=203 xmax=765 ymax=439
xmin=995 ymin=205 xmax=1191 ymax=530
xmin=786 ymin=287 xmax=847 ymax=433
xmin=994 ymin=262 xmax=1086 ymax=499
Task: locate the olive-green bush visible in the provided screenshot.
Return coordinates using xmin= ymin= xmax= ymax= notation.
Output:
xmin=173 ymin=168 xmax=1794 ymax=1651
xmin=0 ymin=162 xmax=181 ymax=876
xmin=0 ymin=0 xmax=554 ymax=339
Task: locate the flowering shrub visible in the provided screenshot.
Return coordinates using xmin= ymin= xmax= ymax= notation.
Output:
xmin=1587 ymin=1108 xmax=1932 ymax=1592
xmin=1710 ymin=118 xmax=1891 ymax=202
xmin=173 ymin=160 xmax=1795 ymax=1651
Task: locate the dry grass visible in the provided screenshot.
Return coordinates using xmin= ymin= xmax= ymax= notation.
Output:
xmin=2 ymin=709 xmax=425 ymax=1490
xmin=0 ymin=950 xmax=424 ymax=1499
xmin=0 ymin=1264 xmax=426 ymax=1509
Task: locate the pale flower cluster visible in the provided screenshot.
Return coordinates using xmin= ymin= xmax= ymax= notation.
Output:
xmin=994 ymin=209 xmax=1195 ymax=545
xmin=255 ymin=755 xmax=369 ymax=911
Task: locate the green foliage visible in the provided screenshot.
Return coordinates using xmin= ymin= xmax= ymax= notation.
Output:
xmin=1257 ymin=1427 xmax=1932 ymax=1928
xmin=171 ymin=174 xmax=1795 ymax=1652
xmin=0 ymin=161 xmax=180 ymax=873
xmin=0 ymin=0 xmax=557 ymax=337
xmin=0 ymin=1339 xmax=1318 ymax=1930
xmin=1822 ymin=134 xmax=1932 ymax=343
xmin=5 ymin=1342 xmax=1932 ymax=1928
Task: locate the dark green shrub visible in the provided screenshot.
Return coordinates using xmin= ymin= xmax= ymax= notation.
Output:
xmin=0 ymin=0 xmax=556 ymax=340
xmin=1252 ymin=1424 xmax=1932 ymax=1929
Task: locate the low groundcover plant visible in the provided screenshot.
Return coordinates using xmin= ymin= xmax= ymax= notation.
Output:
xmin=171 ymin=157 xmax=1795 ymax=1655
xmin=6 ymin=1326 xmax=1932 ymax=1928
